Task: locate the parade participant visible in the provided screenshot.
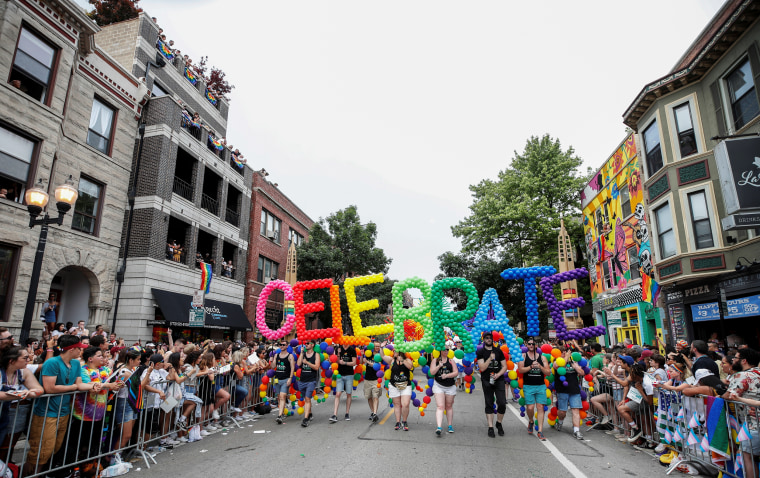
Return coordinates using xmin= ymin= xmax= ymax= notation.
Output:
xmin=271 ymin=341 xmax=294 ymax=424
xmin=476 ymin=332 xmax=507 ymax=438
xmin=363 ymin=338 xmax=382 ymax=423
xmin=330 ymin=343 xmax=357 ymax=423
xmin=553 ymin=346 xmax=586 ymax=440
xmin=382 ymin=348 xmax=413 ymax=431
xmin=430 ymin=340 xmax=459 ymax=435
xmin=518 ymin=337 xmax=551 ymax=441
xmin=296 ymin=340 xmax=319 ymax=427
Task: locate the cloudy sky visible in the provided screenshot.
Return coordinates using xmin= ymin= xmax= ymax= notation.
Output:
xmin=78 ymin=0 xmax=724 ymax=284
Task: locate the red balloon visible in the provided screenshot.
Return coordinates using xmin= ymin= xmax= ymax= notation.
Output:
xmin=423 ymin=396 xmax=431 ymax=404
xmin=541 ymin=344 xmax=553 ymax=354
xmin=329 ymin=354 xmax=338 ymax=363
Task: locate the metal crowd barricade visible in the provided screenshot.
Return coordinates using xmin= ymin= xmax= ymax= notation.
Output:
xmin=0 ymin=366 xmax=277 ymax=477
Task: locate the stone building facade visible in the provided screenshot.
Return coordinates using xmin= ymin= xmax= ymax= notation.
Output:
xmin=0 ymin=0 xmax=144 ymax=335
xmin=96 ymin=14 xmax=253 ymax=342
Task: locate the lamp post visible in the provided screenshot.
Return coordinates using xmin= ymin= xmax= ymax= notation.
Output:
xmin=19 ymin=176 xmax=79 ymax=344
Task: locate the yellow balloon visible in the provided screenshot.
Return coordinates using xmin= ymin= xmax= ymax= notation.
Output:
xmin=432 ymin=350 xmax=440 ymax=358
xmin=555 ymin=357 xmax=566 ymax=367
xmin=411 ymin=351 xmax=420 ymax=360
xmin=297 ymin=407 xmax=304 ymax=415
xmin=546 ymin=389 xmax=552 ymax=398
xmin=365 ymin=350 xmax=372 ymax=358
xmin=384 ymin=370 xmax=391 ymax=380
xmin=384 ymin=348 xmax=393 ymax=357
xmin=352 ymin=380 xmax=359 ymax=387
xmin=289 ymin=394 xmax=297 ymax=402
xmin=419 ymin=406 xmax=424 ymax=412
xmin=447 ymin=350 xmax=455 ymax=359
xmin=259 ymin=391 xmax=266 ymax=398
xmin=413 ymin=361 xmax=420 ymax=368
xmin=519 ymin=389 xmax=524 ymax=398
xmin=508 ymin=370 xmax=517 ymax=380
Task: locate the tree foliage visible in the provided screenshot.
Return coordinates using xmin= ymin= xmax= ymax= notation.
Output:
xmin=192 ymin=56 xmax=235 ymax=101
xmin=87 ymin=0 xmax=141 ymax=26
xmin=451 ymin=134 xmax=590 ymax=268
xmin=298 ymin=206 xmax=393 ymax=332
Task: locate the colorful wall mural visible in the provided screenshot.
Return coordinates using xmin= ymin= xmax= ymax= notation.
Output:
xmin=581 ymin=134 xmax=656 ymax=301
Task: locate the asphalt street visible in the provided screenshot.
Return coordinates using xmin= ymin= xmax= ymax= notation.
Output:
xmin=135 ymin=384 xmax=682 ymax=478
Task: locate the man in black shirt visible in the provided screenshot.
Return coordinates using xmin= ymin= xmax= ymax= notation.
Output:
xmin=330 ymin=344 xmax=357 ymax=423
xmin=518 ymin=337 xmax=551 ymax=440
xmin=690 ymin=340 xmax=720 ymax=377
xmin=476 ymin=332 xmax=508 ymax=437
xmin=363 ymin=338 xmax=382 ymax=422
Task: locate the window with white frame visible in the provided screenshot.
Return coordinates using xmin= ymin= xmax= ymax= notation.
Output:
xmin=673 ymin=102 xmax=698 ymax=158
xmin=619 ymin=185 xmax=631 ymax=219
xmin=725 ymin=58 xmax=760 ymax=131
xmin=602 ymin=261 xmax=613 ymax=290
xmin=595 ymin=208 xmax=604 ymax=236
xmin=628 ymin=246 xmax=641 ymax=281
xmin=71 ymin=176 xmax=103 ymax=235
xmin=86 ymin=98 xmax=115 ymax=154
xmin=151 ymin=82 xmax=167 ymax=97
xmin=9 ymin=27 xmax=57 ymax=103
xmin=260 ymin=209 xmax=281 ymax=243
xmin=642 ymin=120 xmax=663 ymax=177
xmin=257 ymin=256 xmax=279 ymax=283
xmin=0 ymin=125 xmax=36 ymax=203
xmin=654 ymin=202 xmax=676 ymax=259
xmin=289 ymin=228 xmax=304 ymax=247
xmin=687 ymin=190 xmax=714 ymax=249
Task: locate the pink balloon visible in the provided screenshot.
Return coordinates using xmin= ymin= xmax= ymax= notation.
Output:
xmin=256 ymin=280 xmax=296 ymax=340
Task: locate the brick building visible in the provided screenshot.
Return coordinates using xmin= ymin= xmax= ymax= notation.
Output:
xmin=96 ymin=13 xmax=253 ymax=342
xmin=244 ymin=172 xmax=313 ymax=339
xmin=0 ymin=0 xmax=144 ymax=335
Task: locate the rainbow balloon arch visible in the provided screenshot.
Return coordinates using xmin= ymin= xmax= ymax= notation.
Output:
xmin=253 ymin=267 xmax=604 ymax=420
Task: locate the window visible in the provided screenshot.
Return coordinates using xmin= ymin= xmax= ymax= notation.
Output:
xmin=289 ymin=229 xmax=304 ymax=247
xmin=673 ymin=102 xmax=698 ymax=157
xmin=619 ymin=185 xmax=631 ymax=219
xmin=0 ymin=126 xmax=36 ymax=203
xmin=628 ymin=246 xmax=641 ymax=281
xmin=595 ymin=209 xmax=604 ymax=236
xmin=687 ymin=190 xmax=714 ymax=249
xmin=654 ymin=203 xmax=676 ymax=259
xmin=642 ymin=120 xmax=663 ymax=177
xmin=726 ymin=58 xmax=760 ymax=131
xmin=260 ymin=209 xmax=281 ymax=243
xmin=71 ymin=177 xmax=102 ymax=235
xmin=86 ymin=98 xmax=115 ymax=154
xmin=257 ymin=256 xmax=279 ymax=283
xmin=9 ymin=27 xmax=57 ymax=102
xmin=602 ymin=261 xmax=613 ymax=290
xmin=0 ymin=244 xmax=19 ymax=322
xmin=151 ymin=82 xmax=167 ymax=97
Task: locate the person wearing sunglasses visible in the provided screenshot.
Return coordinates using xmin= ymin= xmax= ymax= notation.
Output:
xmin=518 ymin=338 xmax=551 ymax=440
xmin=476 ymin=331 xmax=508 ymax=438
xmin=271 ymin=342 xmax=294 ymax=425
xmin=297 ymin=341 xmax=319 ymax=427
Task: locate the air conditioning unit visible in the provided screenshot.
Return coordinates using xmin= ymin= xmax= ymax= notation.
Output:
xmin=266 ymin=230 xmax=276 ymax=240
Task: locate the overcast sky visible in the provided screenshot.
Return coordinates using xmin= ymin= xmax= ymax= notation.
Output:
xmin=78 ymin=0 xmax=724 ymax=284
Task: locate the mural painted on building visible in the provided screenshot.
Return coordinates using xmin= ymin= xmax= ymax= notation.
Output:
xmin=581 ymin=134 xmax=655 ymax=300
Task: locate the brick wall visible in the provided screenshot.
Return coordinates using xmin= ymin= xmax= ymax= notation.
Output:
xmin=93 ymin=18 xmax=139 ymax=75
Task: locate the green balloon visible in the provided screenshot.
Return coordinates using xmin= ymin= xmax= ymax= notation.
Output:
xmin=518 ymin=397 xmax=525 ymax=406
xmin=374 ymin=353 xmax=382 ymax=362
xmin=548 ymin=374 xmax=555 ymax=382
xmin=418 ymin=357 xmax=428 ymax=366
xmin=517 ymin=337 xmax=524 ymax=345
xmin=454 ymin=349 xmax=464 ymax=359
xmin=367 ymin=343 xmax=375 ymax=351
xmin=510 ymin=380 xmax=518 ymax=388
xmin=571 ymin=352 xmax=582 ymax=362
xmin=425 ymin=345 xmax=434 ymax=354
xmin=354 ymin=373 xmax=361 ymax=380
xmin=557 ymin=367 xmax=566 ymax=376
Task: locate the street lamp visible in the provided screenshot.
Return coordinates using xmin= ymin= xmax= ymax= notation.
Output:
xmin=19 ymin=176 xmax=79 ymax=344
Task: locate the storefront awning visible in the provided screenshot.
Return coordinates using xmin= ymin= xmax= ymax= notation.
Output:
xmin=150 ymin=288 xmax=252 ymax=331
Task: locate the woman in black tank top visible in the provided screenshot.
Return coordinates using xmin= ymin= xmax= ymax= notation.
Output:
xmin=382 ymin=349 xmax=414 ymax=431
xmin=430 ymin=343 xmax=459 ymax=435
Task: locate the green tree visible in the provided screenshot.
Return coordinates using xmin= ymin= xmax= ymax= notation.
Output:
xmin=451 ymin=134 xmax=590 ymax=268
xmin=298 ymin=206 xmax=393 ymax=333
xmin=87 ymin=0 xmax=141 ymax=26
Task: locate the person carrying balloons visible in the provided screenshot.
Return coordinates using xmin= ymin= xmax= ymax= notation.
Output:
xmin=330 ymin=344 xmax=357 ymax=423
xmin=271 ymin=341 xmax=294 ymax=424
xmin=296 ymin=340 xmax=319 ymax=427
xmin=363 ymin=338 xmax=383 ymax=423
xmin=382 ymin=347 xmax=414 ymax=431
xmin=552 ymin=345 xmax=586 ymax=440
xmin=430 ymin=340 xmax=459 ymax=436
xmin=476 ymin=331 xmax=508 ymax=438
xmin=518 ymin=338 xmax=552 ymax=441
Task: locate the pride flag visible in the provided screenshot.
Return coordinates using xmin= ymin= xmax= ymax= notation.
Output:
xmin=157 ymin=40 xmax=174 ymax=60
xmin=184 ymin=67 xmax=197 ymax=85
xmin=642 ymin=273 xmax=660 ymax=305
xmin=705 ymin=397 xmax=731 ymax=466
xmin=232 ymin=154 xmax=246 ymax=168
xmin=200 ymin=262 xmax=213 ymax=294
xmin=209 ymin=136 xmax=224 ymax=151
xmin=205 ymin=89 xmax=217 ymax=106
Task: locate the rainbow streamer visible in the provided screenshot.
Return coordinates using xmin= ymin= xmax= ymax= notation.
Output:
xmin=200 ymin=262 xmax=213 ymax=294
xmin=209 ymin=136 xmax=224 ymax=151
xmin=205 ymin=89 xmax=217 ymax=106
xmin=232 ymin=153 xmax=245 ymax=168
xmin=184 ymin=67 xmax=197 ymax=85
xmin=157 ymin=40 xmax=174 ymax=60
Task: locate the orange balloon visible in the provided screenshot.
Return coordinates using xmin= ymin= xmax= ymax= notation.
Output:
xmin=517 ymin=379 xmax=524 ymax=389
xmin=579 ymin=410 xmax=587 ymax=419
xmin=506 ymin=360 xmax=515 ymax=370
xmin=326 ymin=338 xmax=333 ymax=345
xmin=323 ymin=386 xmax=331 ymax=393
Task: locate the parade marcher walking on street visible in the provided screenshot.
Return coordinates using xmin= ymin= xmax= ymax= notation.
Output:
xmin=476 ymin=332 xmax=508 ymax=438
xmin=430 ymin=340 xmax=459 ymax=435
xmin=553 ymin=346 xmax=586 ymax=440
xmin=330 ymin=344 xmax=356 ymax=423
xmin=382 ymin=348 xmax=414 ymax=431
xmin=363 ymin=338 xmax=382 ymax=423
xmin=518 ymin=337 xmax=551 ymax=441
xmin=297 ymin=340 xmax=319 ymax=427
xmin=271 ymin=342 xmax=294 ymax=424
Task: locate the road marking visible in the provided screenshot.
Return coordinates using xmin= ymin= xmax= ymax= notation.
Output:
xmin=378 ymin=409 xmax=394 ymax=425
xmin=506 ymin=405 xmax=588 ymax=478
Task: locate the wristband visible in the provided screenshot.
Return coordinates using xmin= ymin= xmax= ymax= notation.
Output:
xmin=47 ymin=348 xmax=53 ymax=352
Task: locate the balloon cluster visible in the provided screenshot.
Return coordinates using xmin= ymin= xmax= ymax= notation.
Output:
xmin=500 ymin=266 xmax=556 ymax=337
xmin=470 ymin=288 xmax=523 ymax=362
xmin=539 ymin=268 xmax=605 ymax=340
xmin=331 ymin=283 xmax=369 ymax=346
xmin=293 ymin=279 xmax=341 ymax=341
xmin=430 ymin=278 xmax=477 ymax=353
xmin=255 ymin=280 xmax=296 ymax=340
xmin=344 ymin=274 xmax=388 ymax=340
xmin=392 ymin=277 xmax=433 ymax=353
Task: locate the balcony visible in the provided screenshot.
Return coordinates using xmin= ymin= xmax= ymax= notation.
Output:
xmin=201 ymin=193 xmax=219 ymax=216
xmin=225 ymin=207 xmax=240 ymax=227
xmin=173 ymin=176 xmax=193 ymax=201
xmin=180 ymin=112 xmax=243 ymax=176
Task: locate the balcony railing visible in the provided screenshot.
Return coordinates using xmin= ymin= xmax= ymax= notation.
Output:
xmin=201 ymin=193 xmax=219 ymax=216
xmin=225 ymin=207 xmax=240 ymax=227
xmin=173 ymin=176 xmax=194 ymax=201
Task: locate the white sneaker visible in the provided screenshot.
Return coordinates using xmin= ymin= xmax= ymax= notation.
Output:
xmin=212 ymin=409 xmax=220 ymax=420
xmin=200 ymin=430 xmax=210 ymax=436
xmin=160 ymin=438 xmax=179 ymax=446
xmin=232 ymin=407 xmax=242 ymax=413
xmin=206 ymin=424 xmax=218 ymax=431
xmin=654 ymin=443 xmax=667 ymax=454
xmin=178 ymin=436 xmax=189 ymax=443
xmin=600 ymin=416 xmax=610 ymax=425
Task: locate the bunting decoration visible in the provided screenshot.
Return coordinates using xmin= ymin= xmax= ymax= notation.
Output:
xmin=738 ymin=422 xmax=753 ymax=443
xmin=184 ymin=67 xmax=197 ymax=85
xmin=205 ymin=89 xmax=218 ymax=106
xmin=157 ymin=40 xmax=175 ymax=60
xmin=200 ymin=262 xmax=213 ymax=294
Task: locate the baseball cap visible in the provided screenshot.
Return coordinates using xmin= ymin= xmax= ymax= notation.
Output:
xmin=149 ymin=353 xmax=164 ymax=364
xmin=482 ymin=332 xmax=493 ymax=339
xmin=619 ymin=355 xmax=634 ymax=366
xmin=695 ymin=369 xmax=714 ymax=382
xmin=641 ymin=349 xmax=654 ymax=359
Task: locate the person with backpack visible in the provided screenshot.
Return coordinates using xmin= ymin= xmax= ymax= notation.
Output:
xmin=296 ymin=340 xmax=319 ymax=427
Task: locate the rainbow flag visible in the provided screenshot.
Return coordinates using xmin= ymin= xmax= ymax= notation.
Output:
xmin=200 ymin=262 xmax=213 ymax=294
xmin=157 ymin=40 xmax=174 ymax=60
xmin=184 ymin=67 xmax=197 ymax=85
xmin=205 ymin=89 xmax=217 ymax=106
xmin=232 ymin=154 xmax=245 ymax=168
xmin=642 ymin=273 xmax=661 ymax=304
xmin=209 ymin=135 xmax=224 ymax=151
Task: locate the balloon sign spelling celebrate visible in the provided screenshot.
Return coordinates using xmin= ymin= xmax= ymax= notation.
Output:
xmin=430 ymin=278 xmax=477 ymax=353
xmin=391 ymin=277 xmax=434 ymax=353
xmin=539 ymin=267 xmax=606 ymax=340
xmin=470 ymin=288 xmax=523 ymax=362
xmin=500 ymin=266 xmax=556 ymax=337
xmin=255 ymin=279 xmax=297 ymax=340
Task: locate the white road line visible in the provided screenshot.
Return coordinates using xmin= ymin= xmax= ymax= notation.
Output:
xmin=506 ymin=405 xmax=588 ymax=478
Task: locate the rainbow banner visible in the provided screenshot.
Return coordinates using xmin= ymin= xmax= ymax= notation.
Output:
xmin=157 ymin=40 xmax=174 ymax=60
xmin=205 ymin=89 xmax=217 ymax=106
xmin=231 ymin=153 xmax=246 ymax=168
xmin=200 ymin=262 xmax=213 ymax=294
xmin=209 ymin=135 xmax=224 ymax=151
xmin=184 ymin=67 xmax=197 ymax=85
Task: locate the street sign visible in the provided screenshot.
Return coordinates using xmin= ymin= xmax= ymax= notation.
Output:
xmin=189 ymin=308 xmax=205 ymax=327
xmin=606 ymin=310 xmax=622 ymax=327
xmin=192 ymin=290 xmax=205 ymax=308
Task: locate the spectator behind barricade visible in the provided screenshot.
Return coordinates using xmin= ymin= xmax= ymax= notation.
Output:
xmin=162 ymin=352 xmax=185 ymax=444
xmin=650 ymin=354 xmax=668 ymax=382
xmin=725 ymin=348 xmax=760 ymax=474
xmin=618 ymin=362 xmax=654 ymax=446
xmin=588 ymin=344 xmax=604 ymax=374
xmin=0 ymin=346 xmax=44 ymax=453
xmin=52 ymin=323 xmax=66 ymax=338
xmin=229 ymin=349 xmax=249 ymax=420
xmin=683 ymin=369 xmax=728 ymax=398
xmin=76 ymin=321 xmax=89 ymax=338
xmin=90 ymin=334 xmax=107 ymax=355
xmin=690 ymin=340 xmax=719 ymax=378
xmin=141 ymin=354 xmax=170 ymax=447
xmin=179 ymin=350 xmax=203 ymax=435
xmin=720 ymin=354 xmax=733 ymax=383
xmin=111 ymin=348 xmax=141 ymax=455
xmin=23 ymin=335 xmax=89 ymax=477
